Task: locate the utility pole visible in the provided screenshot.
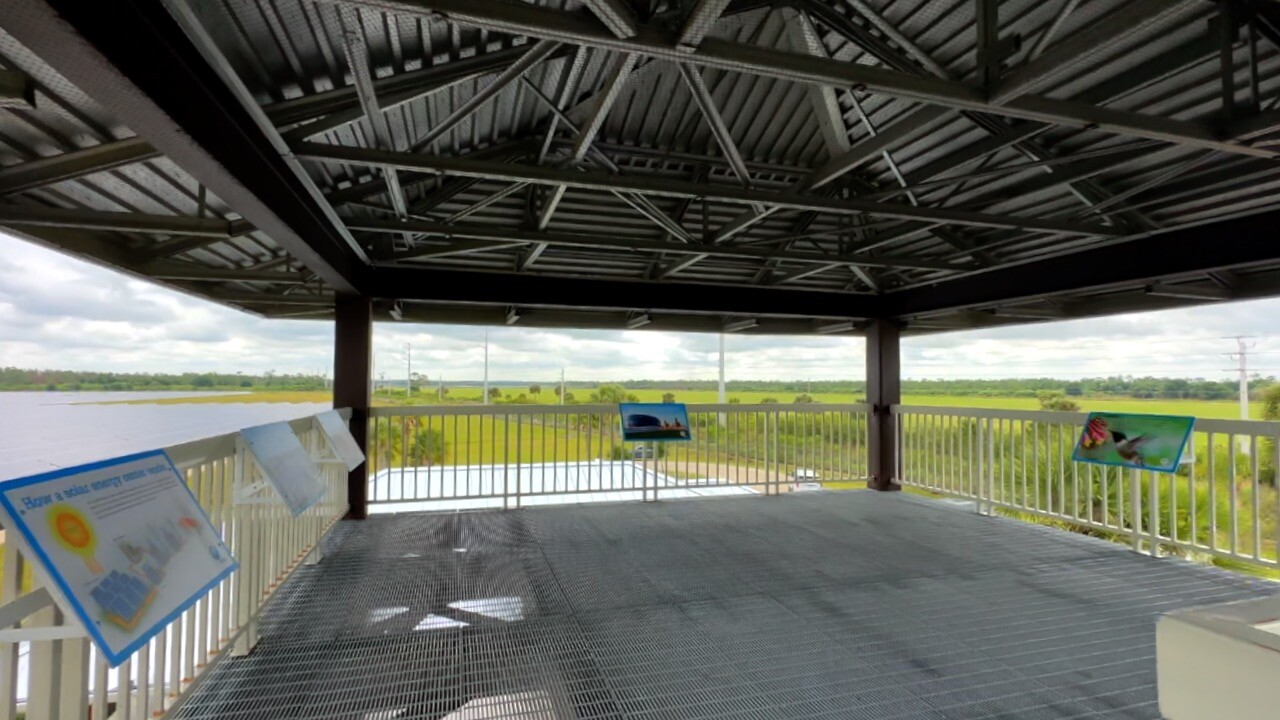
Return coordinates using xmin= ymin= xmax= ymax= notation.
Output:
xmin=560 ymin=367 xmax=566 ymax=406
xmin=718 ymin=333 xmax=727 ymax=404
xmin=1226 ymin=336 xmax=1257 ymax=421
xmin=483 ymin=330 xmax=490 ymax=405
xmin=438 ymin=374 xmax=444 ymax=402
xmin=405 ymin=343 xmax=411 ymax=397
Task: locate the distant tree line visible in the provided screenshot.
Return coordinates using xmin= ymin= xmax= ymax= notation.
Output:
xmin=903 ymin=376 xmax=1275 ymax=400
xmin=3 ymin=367 xmax=1270 ymax=401
xmin=0 ymin=367 xmax=327 ymax=392
xmin=595 ymin=377 xmax=1276 ymax=401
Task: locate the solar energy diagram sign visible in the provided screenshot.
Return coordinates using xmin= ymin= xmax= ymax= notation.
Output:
xmin=1072 ymin=412 xmax=1196 ymax=474
xmin=619 ymin=403 xmax=692 ymax=442
xmin=0 ymin=450 xmax=236 ymax=666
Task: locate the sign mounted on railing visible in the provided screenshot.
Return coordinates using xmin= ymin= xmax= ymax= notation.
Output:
xmin=0 ymin=450 xmax=237 ymax=666
xmin=1072 ymin=412 xmax=1196 ymax=473
xmin=619 ymin=403 xmax=692 ymax=442
xmin=314 ymin=410 xmax=365 ymax=472
xmin=239 ymin=421 xmax=326 ymax=516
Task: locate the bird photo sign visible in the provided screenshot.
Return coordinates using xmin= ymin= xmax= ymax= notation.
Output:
xmin=1072 ymin=412 xmax=1196 ymax=473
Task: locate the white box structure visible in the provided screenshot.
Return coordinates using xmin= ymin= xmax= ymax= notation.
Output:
xmin=1158 ymin=595 xmax=1280 ymax=719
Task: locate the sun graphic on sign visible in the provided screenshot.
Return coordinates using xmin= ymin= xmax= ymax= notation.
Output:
xmin=46 ymin=505 xmax=103 ymax=574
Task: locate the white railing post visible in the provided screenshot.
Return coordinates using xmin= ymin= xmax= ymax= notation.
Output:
xmin=976 ymin=418 xmax=987 ymax=515
xmin=1149 ymin=471 xmax=1160 ymax=557
xmin=58 ymin=627 xmax=89 ymax=720
xmin=987 ymin=417 xmax=997 ymax=515
xmin=1130 ymin=468 xmax=1142 ymax=553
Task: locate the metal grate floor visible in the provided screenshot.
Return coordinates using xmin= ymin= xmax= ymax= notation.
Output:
xmin=176 ymin=492 xmax=1277 ymax=720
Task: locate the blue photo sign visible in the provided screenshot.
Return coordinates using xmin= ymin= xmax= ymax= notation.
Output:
xmin=0 ymin=450 xmax=237 ymax=666
xmin=619 ymin=403 xmax=692 ymax=442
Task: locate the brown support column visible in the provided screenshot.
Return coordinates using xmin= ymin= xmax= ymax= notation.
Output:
xmin=333 ymin=294 xmax=373 ymax=519
xmin=866 ymin=318 xmax=902 ymax=491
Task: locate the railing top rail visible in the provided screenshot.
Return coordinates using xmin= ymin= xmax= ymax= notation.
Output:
xmin=893 ymin=405 xmax=1084 ymax=423
xmin=893 ymin=404 xmax=1280 ymax=436
xmin=370 ymin=402 xmax=869 ymax=417
xmin=165 ymin=407 xmax=350 ymax=470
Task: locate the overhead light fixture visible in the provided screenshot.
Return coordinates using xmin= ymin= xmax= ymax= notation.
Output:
xmin=626 ymin=313 xmax=652 ymax=329
xmin=389 ymin=300 xmax=404 ymax=321
xmin=816 ymin=321 xmax=856 ymax=335
xmin=723 ymin=319 xmax=758 ymax=333
xmin=1146 ymin=283 xmax=1230 ymax=301
xmin=991 ymin=306 xmax=1066 ymax=320
xmin=505 ymin=307 xmax=520 ymax=325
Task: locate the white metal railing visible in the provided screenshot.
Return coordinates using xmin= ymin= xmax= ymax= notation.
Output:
xmin=368 ymin=403 xmax=870 ymax=508
xmin=895 ymin=405 xmax=1280 ymax=570
xmin=0 ymin=413 xmax=349 ymax=720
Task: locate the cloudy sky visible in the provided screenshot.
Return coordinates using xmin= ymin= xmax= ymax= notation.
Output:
xmin=3 ymin=231 xmax=1278 ymax=383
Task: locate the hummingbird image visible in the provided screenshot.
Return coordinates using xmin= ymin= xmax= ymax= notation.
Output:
xmin=1111 ymin=431 xmax=1151 ymax=465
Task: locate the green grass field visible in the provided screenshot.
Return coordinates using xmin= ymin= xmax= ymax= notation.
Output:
xmin=899 ymin=394 xmax=1262 ymax=419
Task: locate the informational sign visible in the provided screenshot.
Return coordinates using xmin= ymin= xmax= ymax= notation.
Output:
xmin=0 ymin=450 xmax=236 ymax=667
xmin=314 ymin=410 xmax=365 ymax=472
xmin=619 ymin=403 xmax=692 ymax=442
xmin=239 ymin=421 xmax=326 ymax=516
xmin=1072 ymin=412 xmax=1196 ymax=473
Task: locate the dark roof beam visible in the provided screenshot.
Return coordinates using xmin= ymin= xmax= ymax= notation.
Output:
xmin=0 ymin=205 xmax=230 ymax=237
xmin=294 ymin=141 xmax=1122 ymax=236
xmin=276 ymin=44 xmax=546 ymax=142
xmin=1 ymin=46 xmax=540 ymax=200
xmin=848 ymin=93 xmax=993 ymax=265
xmin=0 ymin=137 xmax=159 ymax=196
xmin=536 ymin=52 xmax=645 ymax=245
xmin=0 ymin=69 xmax=35 ymax=109
xmin=990 ymin=0 xmax=1188 ymax=105
xmin=1024 ymin=0 xmax=1083 ymax=62
xmin=351 ymin=216 xmax=967 ymax=271
xmin=338 ymin=7 xmax=410 ymax=230
xmin=882 ymin=209 xmax=1280 ymax=317
xmin=581 ymin=0 xmax=640 ymax=39
xmin=519 ymin=72 xmax=689 ymax=244
xmin=676 ymin=0 xmax=735 ymax=51
xmin=781 ymin=9 xmax=850 ymax=157
xmin=866 ymin=140 xmax=1164 ymax=203
xmin=322 ymin=0 xmax=1272 ymax=158
xmin=2 ymin=0 xmax=367 ymax=291
xmin=803 ymin=0 xmax=1169 ymax=229
xmin=384 ymin=238 xmax=527 ymax=261
xmin=370 ymin=264 xmax=882 ymax=319
xmin=145 ymin=265 xmax=310 ymax=284
xmin=410 ymin=40 xmax=562 ymax=153
xmin=771 ymin=262 xmax=843 ymax=285
xmin=1145 ymin=282 xmax=1232 ymax=301
xmin=839 ymin=0 xmax=947 ymax=77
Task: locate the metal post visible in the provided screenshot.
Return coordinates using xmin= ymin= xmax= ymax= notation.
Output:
xmin=866 ymin=319 xmax=902 ymax=491
xmin=1130 ymin=468 xmax=1142 ymax=553
xmin=333 ymin=294 xmax=373 ymax=519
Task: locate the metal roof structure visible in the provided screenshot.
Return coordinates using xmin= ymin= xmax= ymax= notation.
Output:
xmin=2 ymin=0 xmax=1280 ymax=334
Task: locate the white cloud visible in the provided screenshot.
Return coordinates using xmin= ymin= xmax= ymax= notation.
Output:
xmin=0 ymin=232 xmax=1276 ymax=382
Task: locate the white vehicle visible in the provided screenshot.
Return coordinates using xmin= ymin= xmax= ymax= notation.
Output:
xmin=788 ymin=468 xmax=821 ymax=491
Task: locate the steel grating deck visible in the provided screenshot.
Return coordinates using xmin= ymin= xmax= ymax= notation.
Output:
xmin=176 ymin=492 xmax=1278 ymax=720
